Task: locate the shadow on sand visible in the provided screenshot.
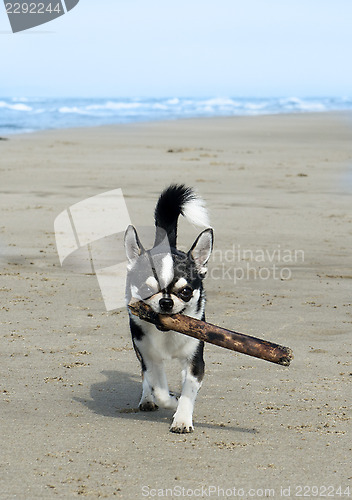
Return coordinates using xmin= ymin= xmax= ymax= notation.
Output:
xmin=75 ymin=370 xmax=258 ymax=434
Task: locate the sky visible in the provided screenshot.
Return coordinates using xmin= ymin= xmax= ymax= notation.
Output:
xmin=1 ymin=0 xmax=352 ymax=98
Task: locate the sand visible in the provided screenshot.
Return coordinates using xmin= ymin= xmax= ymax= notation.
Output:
xmin=1 ymin=113 xmax=351 ymax=499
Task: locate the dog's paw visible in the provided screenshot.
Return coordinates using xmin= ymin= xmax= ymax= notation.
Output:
xmin=169 ymin=423 xmax=194 ymax=434
xmin=170 ymin=413 xmax=194 ymax=433
xmin=139 ymin=401 xmax=159 ymax=412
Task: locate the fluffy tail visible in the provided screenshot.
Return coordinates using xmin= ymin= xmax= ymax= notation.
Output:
xmin=154 ymin=184 xmax=210 ymax=247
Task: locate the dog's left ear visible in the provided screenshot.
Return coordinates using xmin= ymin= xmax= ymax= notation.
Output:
xmin=189 ymin=228 xmax=213 ymax=278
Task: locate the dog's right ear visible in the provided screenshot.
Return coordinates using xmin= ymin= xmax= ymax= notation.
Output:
xmin=124 ymin=225 xmax=144 ymax=264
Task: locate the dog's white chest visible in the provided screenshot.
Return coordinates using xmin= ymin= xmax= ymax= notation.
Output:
xmin=134 ymin=318 xmax=199 ymax=362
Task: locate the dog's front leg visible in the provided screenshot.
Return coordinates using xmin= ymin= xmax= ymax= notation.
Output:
xmin=139 ymin=360 xmax=178 ymax=411
xmin=170 ymin=366 xmax=201 ymax=433
xmin=170 ymin=346 xmax=204 ymax=434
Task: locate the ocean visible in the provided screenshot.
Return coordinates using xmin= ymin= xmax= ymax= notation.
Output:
xmin=0 ymin=96 xmax=351 ymax=135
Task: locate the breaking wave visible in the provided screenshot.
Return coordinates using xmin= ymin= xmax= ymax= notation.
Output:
xmin=0 ymin=96 xmax=351 ymax=135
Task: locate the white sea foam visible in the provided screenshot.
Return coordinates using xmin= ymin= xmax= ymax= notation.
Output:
xmin=86 ymin=101 xmax=143 ymax=111
xmin=279 ymin=97 xmax=327 ymax=112
xmin=58 ymin=106 xmax=92 ymax=114
xmin=1 ymin=96 xmax=351 ymax=135
xmin=0 ymin=101 xmax=32 ymax=111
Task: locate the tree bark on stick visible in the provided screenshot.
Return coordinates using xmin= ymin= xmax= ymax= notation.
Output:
xmin=128 ymin=301 xmax=293 ymax=367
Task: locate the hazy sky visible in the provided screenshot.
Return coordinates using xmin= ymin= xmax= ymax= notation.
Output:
xmin=1 ymin=0 xmax=352 ymax=97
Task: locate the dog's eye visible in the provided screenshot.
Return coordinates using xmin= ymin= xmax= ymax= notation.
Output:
xmin=179 ymin=286 xmax=193 ymax=301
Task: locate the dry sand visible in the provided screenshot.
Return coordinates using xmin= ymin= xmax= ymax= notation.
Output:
xmin=1 ymin=113 xmax=351 ymax=498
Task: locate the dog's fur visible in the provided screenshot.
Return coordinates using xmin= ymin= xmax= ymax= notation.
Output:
xmin=124 ymin=185 xmax=213 ymax=432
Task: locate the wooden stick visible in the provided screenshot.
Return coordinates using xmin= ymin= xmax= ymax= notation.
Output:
xmin=128 ymin=301 xmax=293 ymax=366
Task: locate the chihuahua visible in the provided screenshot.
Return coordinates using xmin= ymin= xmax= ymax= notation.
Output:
xmin=124 ymin=185 xmax=213 ymax=432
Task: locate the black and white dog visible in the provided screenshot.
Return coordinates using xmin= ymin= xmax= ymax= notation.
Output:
xmin=124 ymin=185 xmax=213 ymax=433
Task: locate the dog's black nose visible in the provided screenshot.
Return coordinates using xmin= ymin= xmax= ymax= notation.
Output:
xmin=159 ymin=297 xmax=174 ymax=312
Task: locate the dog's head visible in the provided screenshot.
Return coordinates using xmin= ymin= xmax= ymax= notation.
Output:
xmin=124 ymin=225 xmax=213 ymax=317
